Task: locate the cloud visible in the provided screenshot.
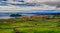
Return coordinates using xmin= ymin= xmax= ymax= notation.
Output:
xmin=0 ymin=4 xmax=56 ymax=11
xmin=0 ymin=0 xmax=60 ymax=11
xmin=42 ymin=0 xmax=60 ymax=8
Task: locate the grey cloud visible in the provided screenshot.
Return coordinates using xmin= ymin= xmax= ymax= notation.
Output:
xmin=42 ymin=1 xmax=60 ymax=8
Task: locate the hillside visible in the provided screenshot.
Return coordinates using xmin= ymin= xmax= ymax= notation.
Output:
xmin=0 ymin=16 xmax=60 ymax=33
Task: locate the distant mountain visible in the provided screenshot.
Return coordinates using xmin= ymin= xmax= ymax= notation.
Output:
xmin=27 ymin=12 xmax=60 ymax=15
xmin=0 ymin=11 xmax=60 ymax=17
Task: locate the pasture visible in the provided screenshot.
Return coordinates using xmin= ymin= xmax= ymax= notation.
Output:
xmin=0 ymin=17 xmax=60 ymax=33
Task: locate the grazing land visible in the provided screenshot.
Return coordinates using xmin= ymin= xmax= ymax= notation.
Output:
xmin=0 ymin=16 xmax=60 ymax=33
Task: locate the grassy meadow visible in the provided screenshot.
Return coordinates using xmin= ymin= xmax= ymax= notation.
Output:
xmin=0 ymin=16 xmax=60 ymax=33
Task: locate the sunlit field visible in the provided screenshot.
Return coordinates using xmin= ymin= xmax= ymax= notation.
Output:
xmin=0 ymin=16 xmax=60 ymax=33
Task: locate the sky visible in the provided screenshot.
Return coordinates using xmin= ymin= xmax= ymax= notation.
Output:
xmin=0 ymin=0 xmax=60 ymax=12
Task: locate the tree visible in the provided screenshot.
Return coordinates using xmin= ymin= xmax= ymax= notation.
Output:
xmin=10 ymin=14 xmax=22 ymax=18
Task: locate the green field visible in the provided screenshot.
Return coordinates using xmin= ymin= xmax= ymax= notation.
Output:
xmin=0 ymin=17 xmax=60 ymax=33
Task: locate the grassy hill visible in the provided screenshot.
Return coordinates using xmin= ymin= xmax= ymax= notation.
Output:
xmin=0 ymin=17 xmax=60 ymax=33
